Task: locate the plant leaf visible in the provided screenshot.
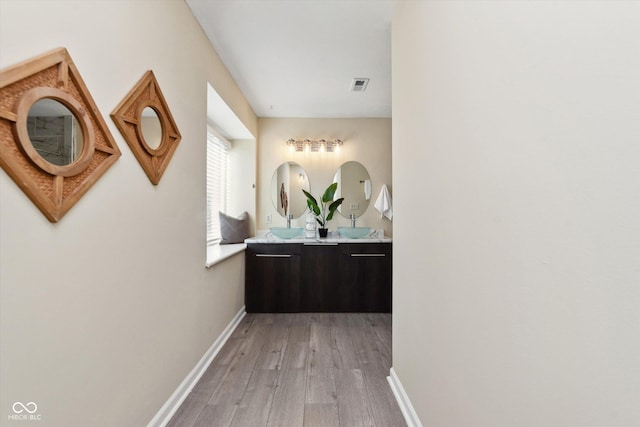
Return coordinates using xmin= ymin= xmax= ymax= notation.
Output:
xmin=302 ymin=189 xmax=317 ymax=206
xmin=303 ymin=189 xmax=321 ymax=215
xmin=328 ymin=197 xmax=344 ymax=212
xmin=326 ymin=197 xmax=344 ymax=222
xmin=321 ymin=182 xmax=338 ymax=203
xmin=309 ymin=199 xmax=321 ymax=216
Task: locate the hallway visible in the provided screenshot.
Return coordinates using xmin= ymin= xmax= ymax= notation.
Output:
xmin=167 ymin=313 xmax=405 ymax=427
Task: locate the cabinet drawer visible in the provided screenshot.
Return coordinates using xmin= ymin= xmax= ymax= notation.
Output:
xmin=247 ymin=243 xmax=302 ymax=257
xmin=245 ymin=244 xmax=302 ymax=313
xmin=338 ymin=243 xmax=392 ymax=257
xmin=338 ymin=243 xmax=392 ymax=313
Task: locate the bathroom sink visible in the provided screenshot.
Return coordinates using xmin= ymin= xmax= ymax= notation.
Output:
xmin=338 ymin=227 xmax=372 ymax=239
xmin=270 ymin=227 xmax=303 ymax=239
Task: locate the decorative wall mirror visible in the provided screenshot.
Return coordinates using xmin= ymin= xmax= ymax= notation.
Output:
xmin=333 ymin=161 xmax=371 ymax=218
xmin=270 ymin=161 xmax=310 ymax=218
xmin=111 ymin=70 xmax=181 ymax=185
xmin=0 ymin=48 xmax=121 ymax=222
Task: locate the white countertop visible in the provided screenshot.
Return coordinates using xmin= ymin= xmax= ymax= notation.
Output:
xmin=245 ymin=229 xmax=391 ymax=244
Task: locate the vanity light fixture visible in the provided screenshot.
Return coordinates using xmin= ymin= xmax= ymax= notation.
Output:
xmin=286 ymin=138 xmax=343 ymax=153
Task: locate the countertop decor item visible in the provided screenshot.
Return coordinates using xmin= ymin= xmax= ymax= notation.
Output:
xmin=302 ymin=182 xmax=344 ymax=237
xmin=304 ymin=212 xmax=316 ymax=238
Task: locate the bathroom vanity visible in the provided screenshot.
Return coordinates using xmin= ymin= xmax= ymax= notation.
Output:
xmin=254 ymin=159 xmax=391 ymax=313
xmin=244 ymin=234 xmax=392 ymax=313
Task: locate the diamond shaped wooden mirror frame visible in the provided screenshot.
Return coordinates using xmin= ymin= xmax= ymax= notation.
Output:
xmin=111 ymin=71 xmax=181 ymax=185
xmin=0 ymin=48 xmax=121 ymax=222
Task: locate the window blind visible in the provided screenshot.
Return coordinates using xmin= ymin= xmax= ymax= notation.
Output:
xmin=206 ymin=128 xmax=231 ymax=244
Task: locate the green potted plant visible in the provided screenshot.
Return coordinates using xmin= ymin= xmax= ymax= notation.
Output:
xmin=302 ymin=182 xmax=344 ymax=238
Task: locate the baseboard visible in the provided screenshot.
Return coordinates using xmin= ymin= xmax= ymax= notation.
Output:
xmin=147 ymin=306 xmax=247 ymax=427
xmin=387 ymin=367 xmax=423 ymax=427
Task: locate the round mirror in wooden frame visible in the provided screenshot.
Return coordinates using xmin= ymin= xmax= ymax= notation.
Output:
xmin=15 ymin=87 xmax=95 ymax=176
xmin=26 ymin=98 xmax=85 ymax=166
xmin=138 ymin=105 xmax=163 ymax=151
xmin=0 ymin=47 xmax=121 ymax=222
xmin=111 ymin=70 xmax=181 ymax=185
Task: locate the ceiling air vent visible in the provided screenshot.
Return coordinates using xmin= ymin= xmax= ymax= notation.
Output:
xmin=351 ymin=78 xmax=369 ymax=92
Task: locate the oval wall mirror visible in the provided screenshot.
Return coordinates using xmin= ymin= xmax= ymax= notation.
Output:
xmin=27 ymin=98 xmax=84 ymax=166
xmin=140 ymin=106 xmax=163 ymax=150
xmin=333 ymin=161 xmax=371 ymax=218
xmin=270 ymin=161 xmax=310 ymax=218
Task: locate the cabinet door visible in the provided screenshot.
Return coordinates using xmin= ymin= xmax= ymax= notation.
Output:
xmin=338 ymin=243 xmax=392 ymax=312
xmin=245 ymin=244 xmax=301 ymax=313
xmin=301 ymin=243 xmax=339 ymax=312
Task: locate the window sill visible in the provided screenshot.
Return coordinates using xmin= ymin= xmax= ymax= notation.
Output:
xmin=206 ymin=243 xmax=246 ymax=268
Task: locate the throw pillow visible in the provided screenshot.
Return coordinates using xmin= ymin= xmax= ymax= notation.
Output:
xmin=219 ymin=211 xmax=250 ymax=244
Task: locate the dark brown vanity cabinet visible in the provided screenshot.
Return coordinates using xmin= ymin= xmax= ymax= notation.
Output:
xmin=245 ymin=242 xmax=391 ymax=313
xmin=245 ymin=244 xmax=301 ymax=313
xmin=301 ymin=243 xmax=339 ymax=312
xmin=338 ymin=244 xmax=392 ymax=312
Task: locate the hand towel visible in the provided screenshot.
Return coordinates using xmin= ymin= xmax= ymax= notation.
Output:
xmin=374 ymin=184 xmax=393 ymax=220
xmin=363 ymin=179 xmax=372 ymax=200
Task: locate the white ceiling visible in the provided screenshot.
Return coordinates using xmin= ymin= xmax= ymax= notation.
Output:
xmin=186 ymin=0 xmax=396 ymax=119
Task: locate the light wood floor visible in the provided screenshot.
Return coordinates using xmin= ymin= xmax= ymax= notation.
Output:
xmin=167 ymin=313 xmax=406 ymax=427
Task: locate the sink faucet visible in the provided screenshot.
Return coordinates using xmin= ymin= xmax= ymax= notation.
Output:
xmin=349 ymin=214 xmax=356 ymax=227
xmin=287 ymin=214 xmax=293 ymax=228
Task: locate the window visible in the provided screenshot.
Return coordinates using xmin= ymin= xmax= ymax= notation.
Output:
xmin=206 ymin=127 xmax=231 ymax=244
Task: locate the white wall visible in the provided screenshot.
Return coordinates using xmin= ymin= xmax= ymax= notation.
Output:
xmin=0 ymin=1 xmax=256 ymax=425
xmin=257 ymin=117 xmax=393 ymax=236
xmin=392 ymin=1 xmax=640 ymax=426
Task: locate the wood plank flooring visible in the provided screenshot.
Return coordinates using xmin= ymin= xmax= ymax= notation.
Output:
xmin=167 ymin=313 xmax=406 ymax=427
